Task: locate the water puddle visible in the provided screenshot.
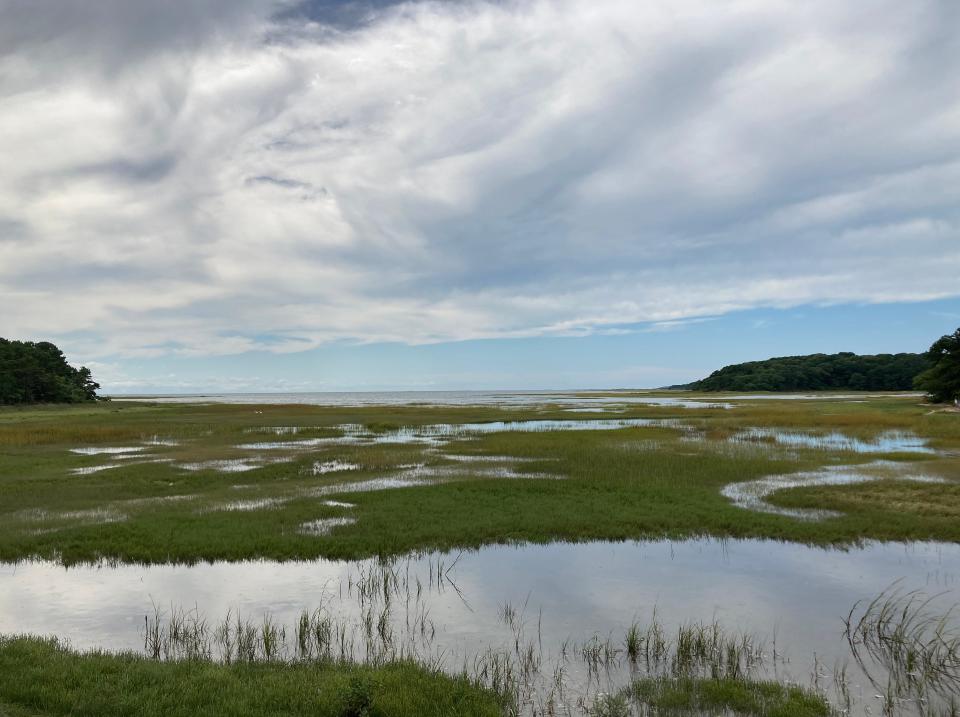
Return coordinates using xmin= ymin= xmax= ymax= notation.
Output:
xmin=70 ymin=463 xmax=124 ymax=476
xmin=70 ymin=457 xmax=174 ymax=476
xmin=177 ymin=458 xmax=290 ymax=473
xmin=239 ymin=438 xmax=350 ymax=450
xmin=2 ymin=539 xmax=957 ymax=716
xmin=245 ymin=426 xmax=311 ymax=435
xmin=297 ymin=517 xmax=357 ymax=536
xmin=416 ymin=418 xmax=664 ymax=435
xmin=70 ymin=446 xmax=147 ymax=456
xmin=312 ymin=460 xmax=361 ymax=475
xmin=563 ymin=407 xmax=625 ymax=413
xmin=119 ymin=495 xmax=198 ymax=509
xmin=462 ymin=467 xmax=560 ymax=480
xmin=205 ymin=472 xmax=437 ymax=513
xmin=238 ymin=418 xmax=673 ymax=452
xmin=210 ymin=497 xmax=289 ymax=512
xmin=303 ymin=475 xmax=436 ymax=498
xmin=14 ymin=507 xmax=128 ymax=534
xmin=722 ymin=461 xmax=948 ymax=520
xmin=68 ymin=446 xmax=155 ymax=474
xmin=16 ymin=497 xmax=201 ymax=530
xmin=439 ymin=453 xmax=540 ymax=463
xmin=203 ymin=458 xmax=558 ymax=514
xmin=730 ymin=428 xmax=933 ymax=454
xmin=141 ymin=437 xmax=181 ymax=447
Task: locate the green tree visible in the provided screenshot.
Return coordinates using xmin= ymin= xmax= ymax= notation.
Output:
xmin=914 ymin=328 xmax=960 ymax=404
xmin=0 ymin=338 xmax=101 ymax=405
xmin=690 ymin=352 xmax=930 ymax=392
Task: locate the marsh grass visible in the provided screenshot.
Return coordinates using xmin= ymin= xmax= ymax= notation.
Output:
xmin=619 ymin=676 xmax=833 ymax=716
xmin=589 ymin=615 xmax=832 ymax=715
xmin=1 ymin=395 xmax=958 ymax=564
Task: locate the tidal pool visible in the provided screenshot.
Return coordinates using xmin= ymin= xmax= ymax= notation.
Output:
xmin=2 ymin=539 xmax=957 ymax=716
xmin=69 ymin=446 xmax=147 ymax=456
xmin=312 ymin=460 xmax=361 ymax=475
xmin=238 ymin=418 xmax=674 ymax=451
xmin=722 ymin=461 xmax=947 ymax=520
xmin=731 ymin=428 xmax=933 ymax=454
xmin=177 ymin=458 xmax=290 ymax=473
xmin=297 ymin=517 xmax=357 ymax=536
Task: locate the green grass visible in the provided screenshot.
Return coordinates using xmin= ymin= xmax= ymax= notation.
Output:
xmin=610 ymin=676 xmax=832 ymax=716
xmin=0 ymin=394 xmax=958 ymax=564
xmin=0 ymin=636 xmax=502 ymax=717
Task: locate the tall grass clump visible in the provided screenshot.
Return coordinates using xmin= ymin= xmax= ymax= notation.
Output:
xmin=845 ymin=584 xmax=960 ymax=713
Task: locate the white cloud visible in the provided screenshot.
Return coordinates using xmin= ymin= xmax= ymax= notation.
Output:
xmin=1 ymin=0 xmax=958 ymax=360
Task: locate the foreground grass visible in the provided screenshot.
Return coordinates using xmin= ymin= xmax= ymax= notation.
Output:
xmin=0 ymin=395 xmax=958 ymax=564
xmin=0 ymin=637 xmax=501 ymax=717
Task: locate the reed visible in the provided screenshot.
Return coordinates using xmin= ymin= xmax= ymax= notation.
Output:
xmin=844 ymin=584 xmax=960 ymax=712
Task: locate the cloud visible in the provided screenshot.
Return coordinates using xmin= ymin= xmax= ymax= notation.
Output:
xmin=1 ymin=0 xmax=958 ymax=361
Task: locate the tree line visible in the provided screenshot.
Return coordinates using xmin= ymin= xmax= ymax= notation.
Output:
xmin=0 ymin=339 xmax=101 ymax=405
xmin=686 ymin=351 xmax=930 ymax=392
xmin=683 ymin=327 xmax=959 ymax=402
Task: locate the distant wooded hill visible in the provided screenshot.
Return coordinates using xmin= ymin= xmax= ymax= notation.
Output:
xmin=684 ymin=352 xmax=930 ymax=392
xmin=0 ymin=339 xmax=101 ymax=405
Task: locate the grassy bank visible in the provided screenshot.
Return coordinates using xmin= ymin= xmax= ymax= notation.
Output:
xmin=0 ymin=636 xmax=502 ymax=717
xmin=0 ymin=636 xmax=837 ymax=717
xmin=0 ymin=610 xmax=838 ymax=717
xmin=0 ymin=394 xmax=957 ymax=564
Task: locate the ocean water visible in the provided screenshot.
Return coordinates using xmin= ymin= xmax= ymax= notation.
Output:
xmin=108 ymin=389 xmax=730 ymax=408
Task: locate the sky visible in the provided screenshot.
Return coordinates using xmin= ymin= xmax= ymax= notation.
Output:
xmin=1 ymin=0 xmax=959 ymax=393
